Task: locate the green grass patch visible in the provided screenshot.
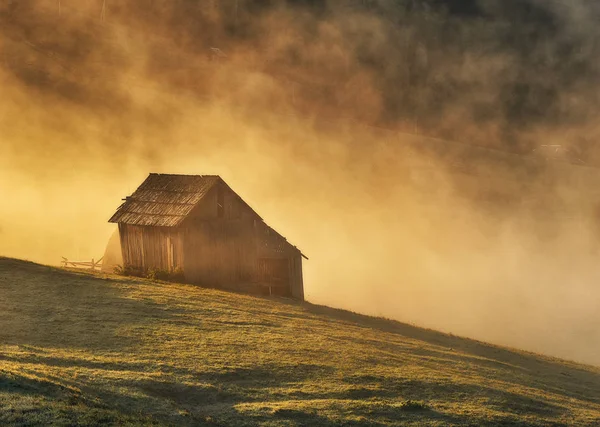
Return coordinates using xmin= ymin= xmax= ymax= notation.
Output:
xmin=0 ymin=257 xmax=599 ymax=426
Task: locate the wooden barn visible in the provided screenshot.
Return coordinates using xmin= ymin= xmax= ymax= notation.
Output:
xmin=108 ymin=174 xmax=306 ymax=299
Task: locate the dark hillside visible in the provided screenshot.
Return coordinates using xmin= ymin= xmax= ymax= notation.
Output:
xmin=1 ymin=257 xmax=599 ymax=426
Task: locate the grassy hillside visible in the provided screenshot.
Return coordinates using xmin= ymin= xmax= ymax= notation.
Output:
xmin=1 ymin=257 xmax=599 ymax=426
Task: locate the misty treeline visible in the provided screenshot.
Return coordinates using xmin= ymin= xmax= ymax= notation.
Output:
xmin=2 ymin=0 xmax=600 ymax=160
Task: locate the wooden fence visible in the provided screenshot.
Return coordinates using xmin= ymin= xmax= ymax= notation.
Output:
xmin=61 ymin=257 xmax=103 ymax=271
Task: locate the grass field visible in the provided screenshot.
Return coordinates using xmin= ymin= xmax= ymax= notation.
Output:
xmin=1 ymin=257 xmax=599 ymax=426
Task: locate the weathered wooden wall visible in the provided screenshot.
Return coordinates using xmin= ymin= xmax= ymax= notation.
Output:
xmin=289 ymin=255 xmax=304 ymax=300
xmin=254 ymin=220 xmax=304 ymax=299
xmin=183 ymin=218 xmax=304 ymax=299
xmin=184 ymin=181 xmax=259 ymax=223
xmin=119 ymin=224 xmax=184 ymax=271
xmin=183 ymin=219 xmax=257 ymax=285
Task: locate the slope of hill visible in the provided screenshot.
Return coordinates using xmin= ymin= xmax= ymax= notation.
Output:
xmin=0 ymin=258 xmax=600 ymax=425
xmin=1 ymin=257 xmax=599 ymax=426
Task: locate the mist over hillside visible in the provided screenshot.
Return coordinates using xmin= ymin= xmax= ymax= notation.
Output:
xmin=3 ymin=0 xmax=600 ymax=156
xmin=2 ymin=0 xmax=600 ymax=366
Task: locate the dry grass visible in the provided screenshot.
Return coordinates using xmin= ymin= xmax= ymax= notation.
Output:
xmin=1 ymin=257 xmax=599 ymax=426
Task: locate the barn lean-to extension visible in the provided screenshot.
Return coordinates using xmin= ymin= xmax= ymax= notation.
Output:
xmin=109 ymin=174 xmax=306 ymax=300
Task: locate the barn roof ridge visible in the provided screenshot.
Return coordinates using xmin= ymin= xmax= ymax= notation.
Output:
xmin=148 ymin=172 xmax=221 ymax=178
xmin=109 ymin=173 xmax=266 ymax=227
xmin=125 ymin=199 xmax=197 ymax=206
xmin=109 ymin=172 xmax=307 ymax=259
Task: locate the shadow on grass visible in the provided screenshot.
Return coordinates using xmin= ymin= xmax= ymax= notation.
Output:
xmin=289 ymin=302 xmax=600 ymax=404
xmin=0 ymin=352 xmax=154 ymax=374
xmin=203 ymin=363 xmax=336 ymax=384
xmin=1 ymin=352 xmax=342 ymax=424
xmin=267 ymin=408 xmax=383 ymax=426
xmin=0 ymin=349 xmax=570 ymax=426
xmin=0 ymin=257 xmax=594 ymax=426
xmin=243 ymin=403 xmax=483 ymax=427
xmin=273 ymin=408 xmax=341 ymax=425
xmin=338 ymin=376 xmax=566 ymax=418
xmin=0 ymin=351 xmax=473 ymax=426
xmin=0 ymin=370 xmax=161 ymax=426
xmin=0 ymin=370 xmax=78 ymax=400
xmin=0 ymin=257 xmax=179 ymax=351
xmin=3 ymin=365 xmax=557 ymax=426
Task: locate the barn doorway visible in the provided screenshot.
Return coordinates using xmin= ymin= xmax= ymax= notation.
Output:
xmin=258 ymin=258 xmax=290 ymax=297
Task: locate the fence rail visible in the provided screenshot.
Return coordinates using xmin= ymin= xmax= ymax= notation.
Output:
xmin=61 ymin=257 xmax=103 ymax=271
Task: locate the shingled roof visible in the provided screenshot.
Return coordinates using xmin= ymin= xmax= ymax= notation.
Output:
xmin=110 ymin=173 xmax=308 ymax=259
xmin=109 ymin=174 xmax=223 ymax=227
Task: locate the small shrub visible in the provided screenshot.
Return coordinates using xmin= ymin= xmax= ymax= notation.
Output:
xmin=146 ymin=268 xmax=166 ymax=281
xmin=114 ymin=265 xmax=185 ymax=282
xmin=146 ymin=268 xmax=185 ymax=283
xmin=114 ymin=265 xmax=145 ymax=277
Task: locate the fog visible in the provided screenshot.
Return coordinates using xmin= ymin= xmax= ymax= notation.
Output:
xmin=1 ymin=0 xmax=600 ymax=366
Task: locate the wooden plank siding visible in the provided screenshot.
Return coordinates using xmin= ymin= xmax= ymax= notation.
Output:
xmin=290 ymin=255 xmax=304 ymax=300
xmin=183 ymin=219 xmax=257 ymax=286
xmin=118 ymin=224 xmax=184 ymax=272
xmin=254 ymin=220 xmax=304 ymax=298
xmin=183 ymin=219 xmax=303 ymax=297
xmin=183 ymin=181 xmax=258 ymax=223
